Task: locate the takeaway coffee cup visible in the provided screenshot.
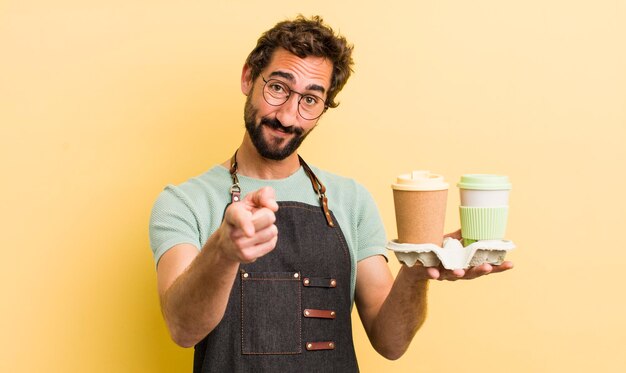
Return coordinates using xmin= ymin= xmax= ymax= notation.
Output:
xmin=392 ymin=171 xmax=449 ymax=246
xmin=457 ymin=174 xmax=512 ymax=245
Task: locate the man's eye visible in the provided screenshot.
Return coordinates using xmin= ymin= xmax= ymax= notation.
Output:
xmin=302 ymin=95 xmax=319 ymax=106
xmin=270 ymin=82 xmax=286 ymax=93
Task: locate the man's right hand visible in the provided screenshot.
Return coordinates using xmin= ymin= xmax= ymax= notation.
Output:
xmin=157 ymin=186 xmax=279 ymax=346
xmin=218 ymin=186 xmax=279 ymax=263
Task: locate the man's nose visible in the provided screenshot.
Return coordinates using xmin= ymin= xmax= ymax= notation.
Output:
xmin=276 ymin=94 xmax=301 ymax=125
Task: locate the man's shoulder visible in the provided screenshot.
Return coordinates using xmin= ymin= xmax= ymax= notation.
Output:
xmin=307 ymin=164 xmax=383 ymax=228
xmin=308 ymin=165 xmax=370 ymax=198
xmin=157 ymin=165 xmax=230 ymax=205
xmin=311 ymin=165 xmax=361 ymax=183
xmin=172 ymin=165 xmax=229 ymax=191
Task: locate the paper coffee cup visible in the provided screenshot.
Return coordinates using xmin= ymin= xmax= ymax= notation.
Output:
xmin=392 ymin=171 xmax=449 ymax=246
xmin=457 ymin=174 xmax=511 ymax=244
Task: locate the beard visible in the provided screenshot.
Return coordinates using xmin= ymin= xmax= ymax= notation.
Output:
xmin=244 ymin=95 xmax=311 ymax=161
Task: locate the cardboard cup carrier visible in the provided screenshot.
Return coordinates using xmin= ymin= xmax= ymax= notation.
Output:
xmin=388 ymin=171 xmax=515 ymax=269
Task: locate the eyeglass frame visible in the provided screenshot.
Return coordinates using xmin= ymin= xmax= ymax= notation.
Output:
xmin=261 ymin=76 xmax=329 ymax=120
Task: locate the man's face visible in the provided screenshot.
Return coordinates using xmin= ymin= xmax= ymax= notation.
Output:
xmin=244 ymin=49 xmax=333 ymax=160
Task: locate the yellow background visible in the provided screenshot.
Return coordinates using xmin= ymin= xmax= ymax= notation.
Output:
xmin=2 ymin=1 xmax=625 ymax=372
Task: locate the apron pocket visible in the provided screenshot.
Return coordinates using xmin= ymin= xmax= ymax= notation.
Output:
xmin=240 ymin=271 xmax=302 ymax=355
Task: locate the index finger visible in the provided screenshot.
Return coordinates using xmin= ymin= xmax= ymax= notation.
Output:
xmin=245 ymin=186 xmax=279 ymax=212
xmin=224 ymin=202 xmax=255 ymax=237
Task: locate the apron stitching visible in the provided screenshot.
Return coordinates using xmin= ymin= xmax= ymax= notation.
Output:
xmin=240 ymin=274 xmax=244 ymax=355
xmin=298 ymin=276 xmax=303 ymax=353
xmin=332 ymin=222 xmax=351 ymax=261
xmin=240 ymin=273 xmax=303 ymax=355
xmin=280 ymin=205 xmax=350 ymax=261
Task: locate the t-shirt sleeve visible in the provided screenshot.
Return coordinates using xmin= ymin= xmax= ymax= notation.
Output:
xmin=149 ymin=186 xmax=202 ymax=266
xmin=355 ymin=184 xmax=389 ymax=262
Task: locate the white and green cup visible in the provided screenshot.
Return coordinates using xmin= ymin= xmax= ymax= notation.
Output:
xmin=458 ymin=174 xmax=512 ymax=246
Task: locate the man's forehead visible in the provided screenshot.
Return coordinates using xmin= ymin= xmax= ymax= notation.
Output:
xmin=264 ymin=49 xmax=332 ymax=91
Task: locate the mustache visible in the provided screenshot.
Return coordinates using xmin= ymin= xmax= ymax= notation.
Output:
xmin=260 ymin=117 xmax=304 ymax=136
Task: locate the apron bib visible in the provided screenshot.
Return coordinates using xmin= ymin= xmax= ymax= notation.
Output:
xmin=193 ymin=155 xmax=359 ymax=372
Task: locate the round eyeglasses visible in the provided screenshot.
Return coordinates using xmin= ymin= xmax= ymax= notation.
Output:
xmin=262 ymin=76 xmax=329 ymax=120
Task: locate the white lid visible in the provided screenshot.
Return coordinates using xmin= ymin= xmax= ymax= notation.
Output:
xmin=391 ymin=170 xmax=449 ymax=191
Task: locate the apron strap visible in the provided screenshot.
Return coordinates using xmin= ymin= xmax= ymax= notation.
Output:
xmin=229 ymin=151 xmax=241 ymax=203
xmin=229 ymin=151 xmax=335 ymax=228
xmin=298 ymin=155 xmax=334 ymax=228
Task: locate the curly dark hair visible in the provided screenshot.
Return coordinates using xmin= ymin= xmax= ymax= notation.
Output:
xmin=245 ymin=15 xmax=354 ymax=109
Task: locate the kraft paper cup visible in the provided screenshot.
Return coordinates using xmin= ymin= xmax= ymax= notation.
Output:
xmin=457 ymin=174 xmax=511 ymax=245
xmin=392 ymin=171 xmax=449 ymax=247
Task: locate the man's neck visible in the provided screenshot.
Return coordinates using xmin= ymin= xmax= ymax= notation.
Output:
xmin=224 ymin=141 xmax=301 ymax=180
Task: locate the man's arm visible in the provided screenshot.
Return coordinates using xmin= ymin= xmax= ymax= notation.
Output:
xmin=354 ymin=256 xmax=429 ymax=360
xmin=156 ymin=187 xmax=279 ymax=348
xmin=355 ymin=239 xmax=514 ymax=360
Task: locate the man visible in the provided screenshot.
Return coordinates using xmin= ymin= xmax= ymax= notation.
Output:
xmin=149 ymin=15 xmax=513 ymax=372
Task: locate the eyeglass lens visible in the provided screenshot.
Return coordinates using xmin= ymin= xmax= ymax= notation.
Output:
xmin=262 ymin=79 xmax=326 ymax=120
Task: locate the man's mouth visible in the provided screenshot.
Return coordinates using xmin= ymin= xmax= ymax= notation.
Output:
xmin=264 ymin=125 xmax=291 ymax=141
xmin=270 ymin=125 xmax=289 ymax=134
xmin=260 ymin=118 xmax=302 ymax=136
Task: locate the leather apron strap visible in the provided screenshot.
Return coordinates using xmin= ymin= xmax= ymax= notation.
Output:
xmin=229 ymin=151 xmax=334 ymax=227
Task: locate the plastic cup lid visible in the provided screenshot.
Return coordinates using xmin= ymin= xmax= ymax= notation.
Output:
xmin=392 ymin=170 xmax=449 ymax=191
xmin=457 ymin=174 xmax=511 ymax=190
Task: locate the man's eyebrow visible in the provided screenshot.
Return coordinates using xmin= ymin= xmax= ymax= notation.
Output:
xmin=268 ymin=71 xmax=327 ymax=95
xmin=305 ymin=83 xmax=326 ymax=95
xmin=268 ymin=71 xmax=294 ymax=81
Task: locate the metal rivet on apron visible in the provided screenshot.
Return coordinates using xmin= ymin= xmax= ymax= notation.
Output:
xmin=293 ymin=273 xmax=299 ymax=278
xmin=331 ymin=311 xmax=336 ymax=316
xmin=303 ymin=278 xmax=310 ymax=285
xmin=307 ymin=343 xmax=313 ymax=349
xmin=304 ymin=310 xmax=310 ymax=316
xmin=242 ymin=273 xmax=249 ymax=278
xmin=330 ymin=279 xmax=337 ymax=287
xmin=233 ymin=196 xmax=239 ymax=202
xmin=328 ymin=342 xmax=335 ymax=348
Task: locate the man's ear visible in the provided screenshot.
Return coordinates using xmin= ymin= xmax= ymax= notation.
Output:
xmin=241 ymin=64 xmax=253 ymax=96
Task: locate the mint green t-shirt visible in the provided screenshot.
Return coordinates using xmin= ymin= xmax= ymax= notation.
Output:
xmin=149 ymin=164 xmax=388 ymax=301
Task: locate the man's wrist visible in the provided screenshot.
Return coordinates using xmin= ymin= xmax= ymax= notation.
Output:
xmin=204 ymin=227 xmax=241 ymax=267
xmin=400 ymin=264 xmax=432 ymax=283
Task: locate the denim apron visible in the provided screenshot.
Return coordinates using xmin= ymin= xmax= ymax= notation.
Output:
xmin=193 ymin=154 xmax=359 ymax=372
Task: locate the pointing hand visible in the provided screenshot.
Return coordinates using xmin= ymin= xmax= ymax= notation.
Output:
xmin=218 ymin=187 xmax=279 ymax=263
